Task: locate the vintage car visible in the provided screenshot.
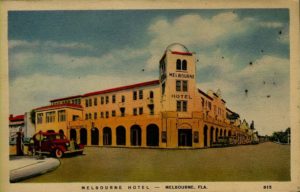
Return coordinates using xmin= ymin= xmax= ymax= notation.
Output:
xmin=29 ymin=131 xmax=84 ymax=158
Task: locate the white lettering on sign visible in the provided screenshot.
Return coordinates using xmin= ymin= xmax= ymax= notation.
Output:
xmin=169 ymin=73 xmax=194 ymax=79
xmin=171 ymin=94 xmax=192 ymax=99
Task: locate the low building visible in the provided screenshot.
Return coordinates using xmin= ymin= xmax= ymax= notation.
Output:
xmin=9 ymin=114 xmax=25 ymax=144
xmin=34 ymin=43 xmax=254 ymax=148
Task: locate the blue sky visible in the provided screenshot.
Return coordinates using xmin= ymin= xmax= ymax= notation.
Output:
xmin=8 ymin=9 xmax=289 ymax=135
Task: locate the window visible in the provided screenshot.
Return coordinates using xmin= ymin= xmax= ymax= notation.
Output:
xmin=149 ymin=91 xmax=154 ymax=99
xmin=183 ymin=101 xmax=187 ymax=111
xmin=85 ymin=99 xmax=88 ymax=107
xmin=37 ymin=113 xmax=43 ymax=124
xmin=133 ymin=108 xmax=137 ymax=116
xmin=176 ymin=59 xmax=188 ymax=70
xmin=46 ymin=111 xmax=56 ymax=123
xmin=106 ymin=111 xmax=109 ymax=118
xmin=176 ymin=59 xmax=181 ymax=70
xmin=101 ymin=112 xmax=104 ymax=118
xmin=182 ymin=60 xmax=187 ymax=70
xmin=101 ymin=97 xmax=104 ymax=105
xmin=208 ymin=102 xmax=212 ymax=110
xmin=121 ymin=95 xmax=125 ymax=103
xmin=105 ymin=96 xmax=109 ymax=104
xmin=58 ymin=110 xmax=66 ymax=122
xmin=94 ymin=98 xmax=97 ymax=106
xmin=85 ymin=114 xmax=88 ymax=120
xmin=177 ymin=101 xmax=181 ymax=112
xmin=139 ymin=90 xmax=143 ymax=99
xmin=112 ymin=110 xmax=116 ymax=117
xmin=94 ymin=112 xmax=97 ymax=119
xmin=149 ymin=105 xmax=154 ymax=115
xmin=176 ymin=80 xmax=188 ymax=92
xmin=201 ymin=98 xmax=205 ymax=107
xmin=139 ymin=107 xmax=143 ymax=115
xmin=120 ymin=108 xmax=125 ymax=117
xmin=72 ymin=115 xmax=79 ymax=121
xmin=182 ymin=81 xmax=188 ymax=92
xmin=89 ymin=99 xmax=92 ymax=107
xmin=176 ymin=80 xmax=181 ymax=91
xmin=133 ymin=91 xmax=137 ymax=100
xmin=177 ymin=100 xmax=187 ymax=112
xmin=89 ymin=113 xmax=92 ymax=119
xmin=112 ymin=95 xmax=116 ymax=103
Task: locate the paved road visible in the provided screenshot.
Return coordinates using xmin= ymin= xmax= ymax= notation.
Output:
xmin=23 ymin=142 xmax=290 ymax=182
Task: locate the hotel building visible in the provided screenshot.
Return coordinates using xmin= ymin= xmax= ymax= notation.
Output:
xmin=34 ymin=43 xmax=254 ymax=148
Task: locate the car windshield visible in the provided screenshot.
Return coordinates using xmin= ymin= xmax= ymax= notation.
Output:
xmin=46 ymin=134 xmax=66 ymax=140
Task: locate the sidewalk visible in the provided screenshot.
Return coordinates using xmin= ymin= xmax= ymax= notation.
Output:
xmin=10 ymin=156 xmax=60 ymax=183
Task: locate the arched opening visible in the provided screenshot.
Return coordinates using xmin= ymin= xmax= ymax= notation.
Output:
xmin=103 ymin=127 xmax=112 ymax=145
xmin=182 ymin=60 xmax=187 ymax=70
xmin=116 ymin=126 xmax=126 ymax=145
xmin=220 ymin=129 xmax=223 ymax=137
xmin=149 ymin=91 xmax=154 ymax=99
xmin=131 ymin=125 xmax=141 ymax=146
xmin=210 ymin=127 xmax=214 ymax=144
xmin=47 ymin=130 xmax=55 ymax=133
xmin=224 ymin=130 xmax=227 ymax=137
xmin=146 ymin=124 xmax=159 ymax=146
xmin=176 ymin=59 xmax=181 ymax=70
xmin=80 ymin=128 xmax=87 ymax=145
xmin=215 ymin=128 xmax=219 ymax=141
xmin=204 ymin=125 xmax=208 ymax=147
xmin=70 ymin=129 xmax=77 ymax=141
xmin=228 ymin=130 xmax=232 ymax=137
xmin=91 ymin=128 xmax=99 ymax=145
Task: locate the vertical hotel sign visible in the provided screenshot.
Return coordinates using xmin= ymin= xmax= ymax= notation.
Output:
xmin=169 ymin=72 xmax=194 ymax=99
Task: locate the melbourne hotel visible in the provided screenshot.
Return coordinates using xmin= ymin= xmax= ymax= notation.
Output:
xmin=34 ymin=43 xmax=255 ymax=148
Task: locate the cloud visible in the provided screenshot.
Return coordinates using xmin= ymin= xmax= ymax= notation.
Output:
xmin=9 ymin=72 xmax=156 ymax=115
xmin=145 ymin=12 xmax=254 ymax=70
xmin=9 ymin=40 xmax=94 ymax=51
xmin=259 ymin=21 xmax=284 ymax=28
xmin=198 ymin=55 xmax=290 ymax=135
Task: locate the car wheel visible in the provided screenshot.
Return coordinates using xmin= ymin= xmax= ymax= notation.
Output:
xmin=55 ymin=148 xmax=63 ymax=158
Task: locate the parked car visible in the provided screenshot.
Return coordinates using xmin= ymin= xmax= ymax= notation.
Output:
xmin=29 ymin=131 xmax=84 ymax=158
xmin=211 ymin=137 xmax=230 ymax=147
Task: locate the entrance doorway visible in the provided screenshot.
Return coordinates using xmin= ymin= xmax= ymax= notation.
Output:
xmin=146 ymin=124 xmax=159 ymax=146
xmin=178 ymin=129 xmax=192 ymax=147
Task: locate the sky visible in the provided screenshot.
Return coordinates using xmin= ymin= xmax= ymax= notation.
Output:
xmin=8 ymin=9 xmax=290 ymax=135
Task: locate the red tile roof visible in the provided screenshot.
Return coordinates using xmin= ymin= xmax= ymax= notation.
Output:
xmin=35 ymin=103 xmax=82 ymax=111
xmin=83 ymin=80 xmax=160 ymax=97
xmin=171 ymin=51 xmax=193 ymax=56
xmin=50 ymin=95 xmax=82 ymax=102
xmin=9 ymin=115 xmax=24 ymax=121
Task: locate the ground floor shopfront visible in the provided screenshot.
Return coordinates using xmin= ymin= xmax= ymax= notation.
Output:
xmin=60 ymin=112 xmax=251 ymax=149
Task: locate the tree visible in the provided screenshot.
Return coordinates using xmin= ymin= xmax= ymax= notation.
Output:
xmin=250 ymin=120 xmax=255 ymax=130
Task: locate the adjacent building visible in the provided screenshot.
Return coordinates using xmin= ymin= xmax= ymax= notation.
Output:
xmin=34 ymin=43 xmax=256 ymax=148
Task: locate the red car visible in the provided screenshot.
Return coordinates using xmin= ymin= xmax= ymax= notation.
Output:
xmin=29 ymin=131 xmax=84 ymax=158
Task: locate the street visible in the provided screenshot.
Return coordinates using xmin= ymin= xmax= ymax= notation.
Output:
xmin=22 ymin=142 xmax=290 ymax=182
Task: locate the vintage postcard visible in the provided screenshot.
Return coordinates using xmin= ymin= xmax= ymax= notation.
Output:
xmin=0 ymin=0 xmax=299 ymax=192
